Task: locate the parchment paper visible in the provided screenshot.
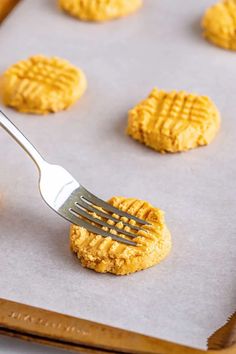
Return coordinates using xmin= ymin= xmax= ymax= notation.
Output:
xmin=0 ymin=0 xmax=235 ymax=352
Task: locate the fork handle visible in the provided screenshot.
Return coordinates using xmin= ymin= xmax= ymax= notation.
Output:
xmin=0 ymin=110 xmax=46 ymax=171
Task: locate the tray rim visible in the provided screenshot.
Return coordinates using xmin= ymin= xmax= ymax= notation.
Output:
xmin=0 ymin=0 xmax=20 ymax=23
xmin=0 ymin=297 xmax=235 ymax=353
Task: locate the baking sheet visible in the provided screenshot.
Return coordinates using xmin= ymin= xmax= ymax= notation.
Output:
xmin=0 ymin=0 xmax=236 ymax=351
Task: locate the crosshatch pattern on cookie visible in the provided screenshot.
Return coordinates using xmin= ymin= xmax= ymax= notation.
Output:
xmin=2 ymin=55 xmax=87 ymax=114
xmin=127 ymin=88 xmax=220 ymax=153
xmin=70 ymin=196 xmax=172 ymax=275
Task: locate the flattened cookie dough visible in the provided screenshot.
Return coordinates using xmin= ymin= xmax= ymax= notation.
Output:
xmin=2 ymin=55 xmax=87 ymax=114
xmin=70 ymin=197 xmax=171 ymax=275
xmin=59 ymin=0 xmax=143 ymax=22
xmin=127 ymin=88 xmax=220 ymax=153
xmin=202 ymin=0 xmax=236 ymax=50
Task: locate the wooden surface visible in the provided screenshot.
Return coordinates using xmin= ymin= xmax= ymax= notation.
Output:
xmin=0 ymin=0 xmax=19 ymax=22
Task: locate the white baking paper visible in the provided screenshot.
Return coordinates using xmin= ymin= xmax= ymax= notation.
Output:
xmin=0 ymin=1 xmax=235 ymax=353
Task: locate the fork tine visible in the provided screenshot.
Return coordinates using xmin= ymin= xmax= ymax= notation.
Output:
xmin=80 ymin=187 xmax=150 ymax=226
xmin=76 ymin=199 xmax=142 ymax=232
xmin=68 ymin=209 xmax=136 ymax=246
xmin=71 ymin=205 xmax=139 ymax=239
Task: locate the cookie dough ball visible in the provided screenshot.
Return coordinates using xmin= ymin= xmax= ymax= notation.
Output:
xmin=127 ymin=88 xmax=220 ymax=153
xmin=70 ymin=196 xmax=171 ymax=275
xmin=2 ymin=55 xmax=87 ymax=114
xmin=59 ymin=0 xmax=143 ymax=22
xmin=202 ymin=0 xmax=236 ymax=50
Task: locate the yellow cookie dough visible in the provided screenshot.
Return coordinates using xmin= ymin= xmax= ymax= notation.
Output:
xmin=202 ymin=0 xmax=236 ymax=50
xmin=59 ymin=0 xmax=142 ymax=22
xmin=2 ymin=55 xmax=87 ymax=114
xmin=127 ymin=88 xmax=220 ymax=153
xmin=70 ymin=196 xmax=171 ymax=275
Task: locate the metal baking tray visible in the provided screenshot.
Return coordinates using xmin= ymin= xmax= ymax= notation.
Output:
xmin=0 ymin=0 xmax=235 ymax=352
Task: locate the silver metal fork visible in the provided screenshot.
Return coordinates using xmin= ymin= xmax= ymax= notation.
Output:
xmin=0 ymin=110 xmax=149 ymax=246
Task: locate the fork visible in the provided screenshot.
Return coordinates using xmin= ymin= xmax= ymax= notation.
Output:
xmin=0 ymin=110 xmax=149 ymax=246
